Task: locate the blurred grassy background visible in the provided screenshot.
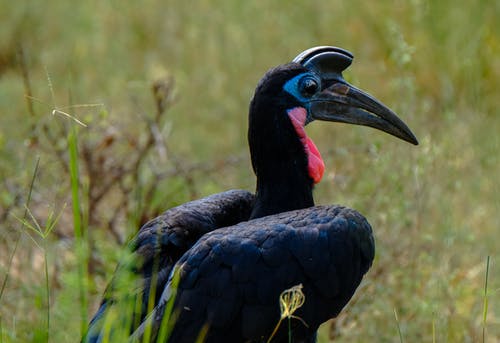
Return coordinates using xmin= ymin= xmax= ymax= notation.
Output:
xmin=0 ymin=0 xmax=499 ymax=342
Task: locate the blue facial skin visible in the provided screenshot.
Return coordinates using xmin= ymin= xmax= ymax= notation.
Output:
xmin=283 ymin=72 xmax=322 ymax=104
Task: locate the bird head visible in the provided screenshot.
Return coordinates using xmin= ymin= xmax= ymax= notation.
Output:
xmin=249 ymin=46 xmax=418 ymax=186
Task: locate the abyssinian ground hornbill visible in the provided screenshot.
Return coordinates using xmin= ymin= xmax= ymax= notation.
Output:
xmin=83 ymin=46 xmax=418 ymax=343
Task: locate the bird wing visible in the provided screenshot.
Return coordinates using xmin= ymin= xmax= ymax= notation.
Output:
xmin=134 ymin=205 xmax=374 ymax=343
xmin=83 ymin=189 xmax=255 ymax=343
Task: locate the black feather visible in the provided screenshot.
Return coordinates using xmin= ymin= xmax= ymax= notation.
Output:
xmin=141 ymin=206 xmax=373 ymax=343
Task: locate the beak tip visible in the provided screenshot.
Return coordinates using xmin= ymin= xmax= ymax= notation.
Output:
xmin=408 ymin=133 xmax=419 ymax=146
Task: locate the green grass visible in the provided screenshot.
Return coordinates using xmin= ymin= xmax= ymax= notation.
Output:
xmin=68 ymin=125 xmax=89 ymax=336
xmin=1 ymin=0 xmax=499 ymax=342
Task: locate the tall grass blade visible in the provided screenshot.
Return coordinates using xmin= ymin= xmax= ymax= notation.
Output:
xmin=482 ymin=255 xmax=490 ymax=343
xmin=394 ymin=308 xmax=404 ymax=343
xmin=141 ymin=258 xmax=161 ymax=343
xmin=156 ymin=267 xmax=182 ymax=343
xmin=194 ymin=324 xmax=209 ymax=343
xmin=0 ymin=156 xmax=40 ymax=303
xmin=43 ymin=249 xmax=50 ymax=343
xmin=68 ymin=126 xmax=89 ymax=335
xmin=12 ymin=205 xmax=64 ymax=343
xmin=432 ymin=312 xmax=436 ymax=343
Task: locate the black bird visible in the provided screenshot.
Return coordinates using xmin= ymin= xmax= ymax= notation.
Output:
xmin=84 ymin=46 xmax=417 ymax=343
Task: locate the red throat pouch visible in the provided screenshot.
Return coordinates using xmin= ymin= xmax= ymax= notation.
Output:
xmin=304 ymin=136 xmax=325 ymax=184
xmin=287 ymin=107 xmax=325 ymax=184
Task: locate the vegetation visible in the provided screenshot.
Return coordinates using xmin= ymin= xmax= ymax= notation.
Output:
xmin=0 ymin=0 xmax=498 ymax=342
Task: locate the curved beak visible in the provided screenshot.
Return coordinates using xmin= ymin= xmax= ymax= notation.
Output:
xmin=309 ymin=81 xmax=418 ymax=145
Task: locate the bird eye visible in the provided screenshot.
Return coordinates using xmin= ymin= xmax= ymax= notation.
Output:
xmin=298 ymin=76 xmax=319 ymax=97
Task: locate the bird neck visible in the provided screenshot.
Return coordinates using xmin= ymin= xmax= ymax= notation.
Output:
xmin=248 ymin=107 xmax=315 ymax=219
xmin=250 ymin=172 xmax=315 ymax=219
